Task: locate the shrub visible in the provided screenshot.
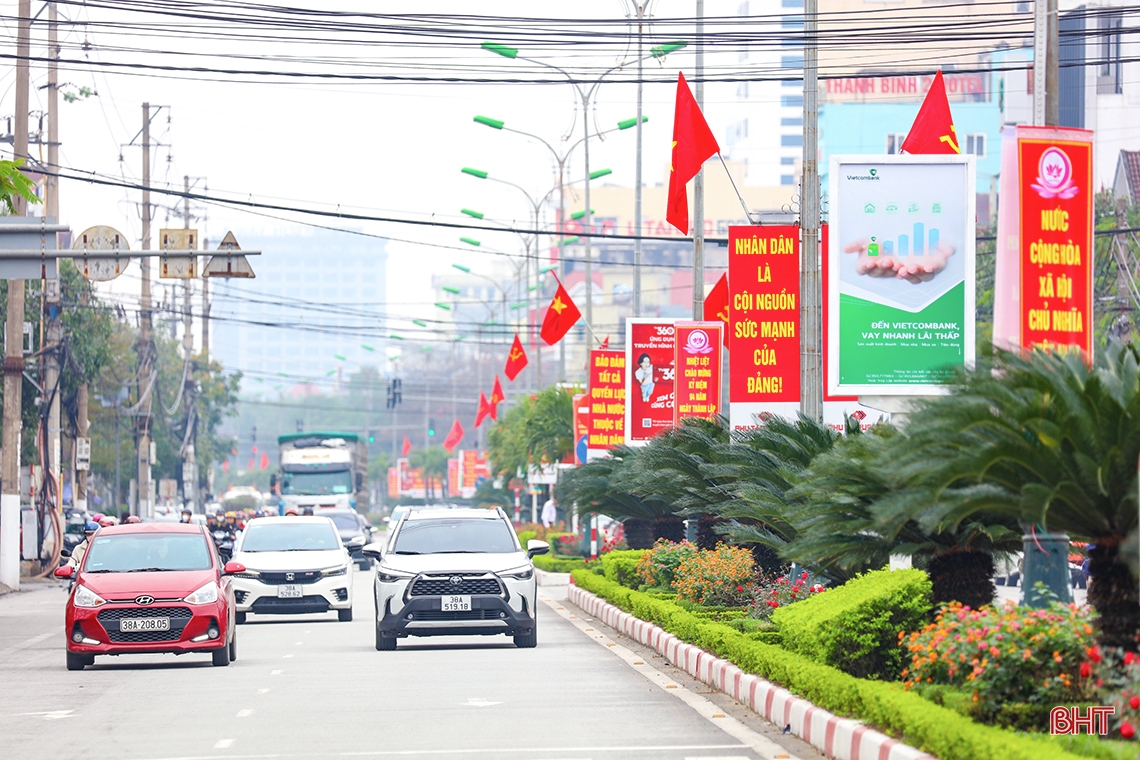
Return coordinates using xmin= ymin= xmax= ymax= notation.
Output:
xmin=772 ymin=568 xmax=932 ymax=681
xmin=749 ymin=570 xmax=826 ymax=621
xmin=532 ymin=554 xmax=588 ymax=573
xmin=571 ymin=570 xmax=1093 ymax=760
xmin=1092 ymin=647 xmax=1140 ymax=741
xmin=600 ymin=549 xmax=648 ymax=588
xmin=548 ymin=532 xmax=581 ymax=557
xmin=516 ymin=529 xmax=537 ymax=548
xmin=635 ymin=539 xmax=697 ymax=590
xmin=674 ymin=544 xmax=755 ymax=606
xmin=902 ymin=600 xmax=1096 ymax=726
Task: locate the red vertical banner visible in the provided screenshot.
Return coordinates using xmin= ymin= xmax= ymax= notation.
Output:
xmin=387 ymin=467 xmax=398 ymax=499
xmin=1018 ymin=135 xmax=1094 ymax=358
xmin=625 ymin=319 xmax=676 ymax=444
xmin=572 ymin=393 xmax=589 ymax=464
xmin=673 ymin=321 xmax=723 ymax=424
xmin=728 ymin=225 xmax=801 ymax=429
xmin=447 ymin=458 xmax=461 ymax=498
xmin=587 ymin=349 xmax=625 ymax=456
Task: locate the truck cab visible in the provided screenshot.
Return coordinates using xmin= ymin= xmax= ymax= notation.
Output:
xmin=275 ymin=432 xmax=368 ymax=513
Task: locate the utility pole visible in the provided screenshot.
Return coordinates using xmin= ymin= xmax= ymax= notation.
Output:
xmin=1045 ymin=0 xmax=1059 ymax=126
xmin=691 ymin=0 xmax=706 ymax=320
xmin=582 ymin=94 xmax=594 ymax=337
xmin=45 ymin=0 xmax=62 ymax=519
xmin=137 ymin=103 xmax=154 ymax=519
xmin=800 ymin=0 xmax=822 ymax=422
xmin=1 ymin=0 xmax=31 ymax=590
xmin=633 ymin=1 xmax=648 ymax=318
xmin=181 ymin=176 xmax=197 ymax=512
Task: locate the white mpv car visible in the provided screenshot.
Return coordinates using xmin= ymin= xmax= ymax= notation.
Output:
xmin=230 ymin=516 xmax=362 ymax=623
xmin=364 ymin=507 xmax=548 ymax=650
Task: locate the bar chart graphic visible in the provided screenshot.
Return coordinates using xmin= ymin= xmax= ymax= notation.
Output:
xmin=868 ymin=223 xmax=941 ymax=258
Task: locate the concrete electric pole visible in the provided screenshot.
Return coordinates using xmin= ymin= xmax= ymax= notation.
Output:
xmin=137 ymin=103 xmax=154 ymax=518
xmin=691 ymin=0 xmax=705 ymax=321
xmin=45 ymin=1 xmax=63 ymax=519
xmin=800 ymin=0 xmax=822 ymax=422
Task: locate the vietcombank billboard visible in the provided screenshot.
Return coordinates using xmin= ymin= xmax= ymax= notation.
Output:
xmin=827 ymin=155 xmax=975 ymax=395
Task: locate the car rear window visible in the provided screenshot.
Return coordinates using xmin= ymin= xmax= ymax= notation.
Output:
xmin=327 ymin=513 xmax=359 ymax=531
xmin=240 ymin=522 xmax=340 ymax=552
xmin=392 ymin=517 xmax=517 ymax=555
xmin=84 ymin=533 xmax=213 ymax=572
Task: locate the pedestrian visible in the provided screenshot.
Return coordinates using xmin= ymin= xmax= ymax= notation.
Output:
xmin=541 ymin=494 xmax=557 ymax=528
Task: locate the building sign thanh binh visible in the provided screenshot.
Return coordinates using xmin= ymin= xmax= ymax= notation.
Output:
xmin=824 ymin=73 xmax=987 ymax=103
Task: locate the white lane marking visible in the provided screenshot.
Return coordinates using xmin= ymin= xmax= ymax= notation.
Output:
xmin=21 ymin=710 xmax=74 ymax=720
xmin=282 ymin=654 xmax=293 ymax=658
xmin=461 ymin=698 xmax=501 ymax=708
xmin=126 ymin=745 xmax=748 ymax=759
xmin=541 ymin=594 xmax=801 ymax=760
xmin=269 ymin=669 xmax=283 ymax=675
xmin=212 ymin=740 xmax=234 ymax=749
xmin=256 ymin=689 xmax=270 ymax=694
xmin=0 ymin=631 xmax=55 ymax=658
xmin=236 ymin=710 xmax=253 ymax=718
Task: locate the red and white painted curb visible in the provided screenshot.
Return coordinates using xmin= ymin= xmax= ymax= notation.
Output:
xmin=568 ymin=585 xmax=937 ymax=760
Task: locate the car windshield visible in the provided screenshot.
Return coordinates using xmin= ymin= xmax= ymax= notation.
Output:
xmin=83 ymin=533 xmax=213 ymax=572
xmin=327 ymin=513 xmax=359 ymax=531
xmin=240 ymin=522 xmax=340 ymax=552
xmin=392 ymin=517 xmax=517 ymax=555
xmin=281 ymin=469 xmax=352 ymax=495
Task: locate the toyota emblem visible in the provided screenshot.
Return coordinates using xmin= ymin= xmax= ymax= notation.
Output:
xmin=449 ymin=576 xmax=462 ymax=586
xmin=135 ymin=595 xmax=155 ymax=605
xmin=285 ymin=572 xmax=295 ymax=581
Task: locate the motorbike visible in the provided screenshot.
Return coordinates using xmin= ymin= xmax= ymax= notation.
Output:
xmin=211 ymin=529 xmax=235 ymax=563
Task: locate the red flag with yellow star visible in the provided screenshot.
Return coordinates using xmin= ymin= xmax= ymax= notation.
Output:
xmin=504 ymin=334 xmax=528 ymax=381
xmin=666 ymin=71 xmax=720 ymax=235
xmin=900 ymin=71 xmax=959 ymax=155
xmin=540 ymin=277 xmax=582 ymax=346
xmin=489 ymin=375 xmax=505 ymax=420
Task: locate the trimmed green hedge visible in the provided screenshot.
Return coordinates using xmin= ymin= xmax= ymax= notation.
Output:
xmin=771 ymin=568 xmax=931 ymax=681
xmin=600 ymin=549 xmax=648 ymax=588
xmin=516 ymin=530 xmax=538 ymax=548
xmin=532 ymin=554 xmax=589 ymax=573
xmin=571 ymin=570 xmax=1091 ymax=760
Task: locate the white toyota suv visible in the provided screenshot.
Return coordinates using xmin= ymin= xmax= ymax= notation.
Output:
xmin=363 ymin=507 xmax=548 ymax=650
xmin=230 ymin=516 xmax=361 ymax=623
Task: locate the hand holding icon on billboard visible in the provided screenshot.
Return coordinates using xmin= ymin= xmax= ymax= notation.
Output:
xmin=843 ymin=238 xmax=955 ymax=284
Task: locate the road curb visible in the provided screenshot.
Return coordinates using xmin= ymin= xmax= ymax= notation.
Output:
xmin=569 ymin=584 xmax=937 ymax=760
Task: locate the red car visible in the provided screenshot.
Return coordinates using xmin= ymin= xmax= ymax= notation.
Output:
xmin=54 ymin=522 xmax=244 ymax=671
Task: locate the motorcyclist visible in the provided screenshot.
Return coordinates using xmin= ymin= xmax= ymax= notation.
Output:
xmin=212 ymin=515 xmax=237 ymax=561
xmin=124 ymin=515 xmax=142 ymax=524
xmin=67 ymin=521 xmax=100 ymax=568
xmin=98 ymin=516 xmax=116 ymax=528
xmin=180 ymin=507 xmax=193 ymax=524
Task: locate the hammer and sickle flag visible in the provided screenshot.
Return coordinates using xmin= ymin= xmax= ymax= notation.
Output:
xmin=899 ymin=70 xmax=960 ymax=155
xmin=540 ymin=277 xmax=582 ymax=346
xmin=704 ymin=272 xmax=731 ymax=349
xmin=505 ymin=334 xmax=528 ymax=381
xmin=489 ymin=375 xmax=505 ymax=420
xmin=474 ymin=391 xmax=492 ymax=429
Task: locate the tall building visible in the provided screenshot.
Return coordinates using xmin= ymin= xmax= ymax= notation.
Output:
xmin=210 ymin=229 xmax=388 ymax=391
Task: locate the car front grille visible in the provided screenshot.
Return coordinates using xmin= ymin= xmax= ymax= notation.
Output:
xmin=258 ymin=571 xmax=322 ymax=585
xmin=250 ymin=595 xmax=330 ymax=614
xmin=98 ymin=606 xmax=193 ymax=643
xmin=409 ymin=576 xmax=502 ymax=597
xmin=412 ymin=609 xmax=504 ymax=622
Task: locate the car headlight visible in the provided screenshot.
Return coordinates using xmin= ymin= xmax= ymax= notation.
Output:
xmin=184 ymin=581 xmax=219 ymax=605
xmin=499 ymin=566 xmax=534 ymax=581
xmin=377 ymin=567 xmax=413 ymax=583
xmin=320 ymin=563 xmax=349 ymax=577
xmin=73 ymin=584 xmax=107 ymax=608
xmin=233 ymin=570 xmax=261 ymax=580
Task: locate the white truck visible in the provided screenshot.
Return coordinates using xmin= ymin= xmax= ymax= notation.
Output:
xmin=273 ymin=432 xmax=369 ymax=513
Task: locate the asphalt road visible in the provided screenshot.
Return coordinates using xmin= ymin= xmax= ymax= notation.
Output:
xmin=0 ymin=568 xmax=822 ymax=760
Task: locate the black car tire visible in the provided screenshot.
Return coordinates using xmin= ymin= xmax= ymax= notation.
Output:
xmin=66 ymin=651 xmax=86 ymax=671
xmin=235 ymin=611 xmax=247 ymax=625
xmin=338 ymin=607 xmax=353 ymax=622
xmin=375 ymin=623 xmax=396 ymax=651
xmin=229 ymin=627 xmax=238 ymax=661
xmin=514 ymin=626 xmax=537 ymax=648
xmin=212 ymin=640 xmax=231 ymax=666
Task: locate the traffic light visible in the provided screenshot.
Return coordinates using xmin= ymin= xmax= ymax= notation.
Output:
xmin=386 ymin=378 xmax=403 ymax=409
xmin=428 ymin=418 xmax=436 ymax=437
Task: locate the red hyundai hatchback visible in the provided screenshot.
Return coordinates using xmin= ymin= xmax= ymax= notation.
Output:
xmin=54 ymin=522 xmax=244 ymax=671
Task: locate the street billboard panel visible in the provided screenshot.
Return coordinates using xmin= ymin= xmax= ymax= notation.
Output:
xmin=625 ymin=319 xmax=676 ymax=444
xmin=674 ymin=321 xmax=723 ymax=424
xmin=387 ymin=467 xmax=398 ymax=499
xmin=396 ymin=457 xmax=425 ymax=499
xmin=458 ymin=449 xmax=489 ymax=498
xmin=572 ymin=394 xmax=589 ymax=465
xmin=447 ymin=458 xmax=461 ymax=498
xmin=728 ymin=225 xmax=801 ymax=429
xmin=828 ymin=155 xmax=975 ymax=395
xmin=587 ymin=349 xmax=625 ymax=458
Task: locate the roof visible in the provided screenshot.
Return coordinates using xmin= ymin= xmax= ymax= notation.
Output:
xmin=277 ymin=431 xmax=359 ymax=444
xmin=406 ymin=507 xmax=501 ymax=521
xmin=245 ymin=515 xmax=337 ymax=525
xmin=1116 ymin=150 xmax=1140 ymax=205
xmin=98 ymin=522 xmax=204 ymax=534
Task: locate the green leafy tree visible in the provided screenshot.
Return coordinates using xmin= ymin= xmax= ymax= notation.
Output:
xmin=409 ymin=445 xmax=450 ymax=501
xmin=0 ymin=158 xmax=38 ymax=213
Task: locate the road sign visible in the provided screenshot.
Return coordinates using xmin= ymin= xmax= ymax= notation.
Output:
xmin=75 ymin=437 xmax=91 ymax=471
xmin=202 ymin=231 xmax=256 ymax=278
xmin=0 ymin=218 xmax=62 ymax=279
xmin=72 ymin=225 xmax=128 ymax=281
xmin=159 ymin=228 xmax=198 ymax=279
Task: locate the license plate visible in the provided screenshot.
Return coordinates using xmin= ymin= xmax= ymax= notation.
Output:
xmin=441 ymin=595 xmax=471 ymax=612
xmin=277 ymin=585 xmax=303 ymax=598
xmin=120 ymin=617 xmax=170 ymax=632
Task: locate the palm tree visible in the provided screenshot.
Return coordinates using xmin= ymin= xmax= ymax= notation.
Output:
xmin=557 ymin=446 xmax=674 ymax=548
xmin=893 ymin=343 xmax=1140 ymax=646
xmin=409 ymin=446 xmax=451 ymax=502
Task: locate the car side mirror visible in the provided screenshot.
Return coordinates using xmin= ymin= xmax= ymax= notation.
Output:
xmin=526 ymin=539 xmax=550 ymax=559
xmin=223 ymin=561 xmax=246 ymax=575
xmin=345 ymin=536 xmax=366 ymax=550
xmin=54 ymin=565 xmax=74 ymax=579
xmin=361 ymin=541 xmax=384 ymax=561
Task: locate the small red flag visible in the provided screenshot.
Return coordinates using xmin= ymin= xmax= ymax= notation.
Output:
xmin=599 ymin=335 xmax=609 ymax=349
xmin=540 ymin=278 xmax=582 ymax=345
xmin=442 ymin=419 xmax=464 ymax=453
xmin=222 ymin=459 xmax=229 ymax=474
xmin=475 ymin=391 xmax=492 ymax=428
xmin=704 ymin=272 xmax=731 ymax=349
xmin=260 ymin=452 xmax=269 ymax=471
xmin=505 ymin=334 xmax=528 ymax=381
xmin=401 ymin=435 xmax=412 ymax=458
xmin=666 ymin=72 xmax=720 ymax=235
xmin=900 ymin=71 xmax=960 ymax=155
xmin=489 ymin=375 xmax=505 ymax=421
xmin=248 ymin=455 xmax=255 ymax=470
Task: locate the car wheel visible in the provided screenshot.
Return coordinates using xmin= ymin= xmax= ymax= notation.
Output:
xmin=235 ymin=611 xmax=246 ymax=625
xmin=66 ymin=651 xmax=86 ymax=671
xmin=375 ymin=622 xmax=396 ymax=651
xmin=228 ymin=627 xmax=238 ymax=662
xmin=338 ymin=607 xmax=353 ymax=622
xmin=212 ymin=640 xmax=231 ymax=666
xmin=513 ymin=627 xmax=537 ymax=649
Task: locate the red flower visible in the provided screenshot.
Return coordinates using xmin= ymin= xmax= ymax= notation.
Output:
xmin=1121 ymin=722 xmax=1135 ymax=740
xmin=736 ymin=585 xmax=744 ymax=592
xmin=1126 ymin=652 xmax=1136 ymax=666
xmin=1079 ymin=662 xmax=1092 ymax=678
xmin=801 ymin=571 xmax=809 ymax=579
xmin=1131 ymin=696 xmax=1140 ymax=711
xmin=1086 ymin=646 xmax=1104 ymax=663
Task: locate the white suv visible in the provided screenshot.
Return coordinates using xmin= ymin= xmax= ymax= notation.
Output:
xmin=230 ymin=516 xmax=360 ymax=623
xmin=363 ymin=507 xmax=548 ymax=650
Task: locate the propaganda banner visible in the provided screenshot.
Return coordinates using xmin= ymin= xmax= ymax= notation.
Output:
xmin=458 ymin=449 xmax=488 ymax=498
xmin=625 ymin=319 xmax=676 ymax=444
xmin=396 ymin=457 xmax=425 ymax=499
xmin=673 ymin=321 xmax=723 ymax=424
xmin=572 ymin=393 xmax=589 ymax=465
xmin=828 ymin=155 xmax=975 ymax=395
xmin=587 ymin=349 xmax=625 ymax=457
xmin=1018 ymin=134 xmax=1094 ymax=357
xmin=447 ymin=458 xmax=461 ymax=498
xmin=728 ymin=224 xmax=801 ymax=428
xmin=387 ymin=467 xmax=398 ymax=499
